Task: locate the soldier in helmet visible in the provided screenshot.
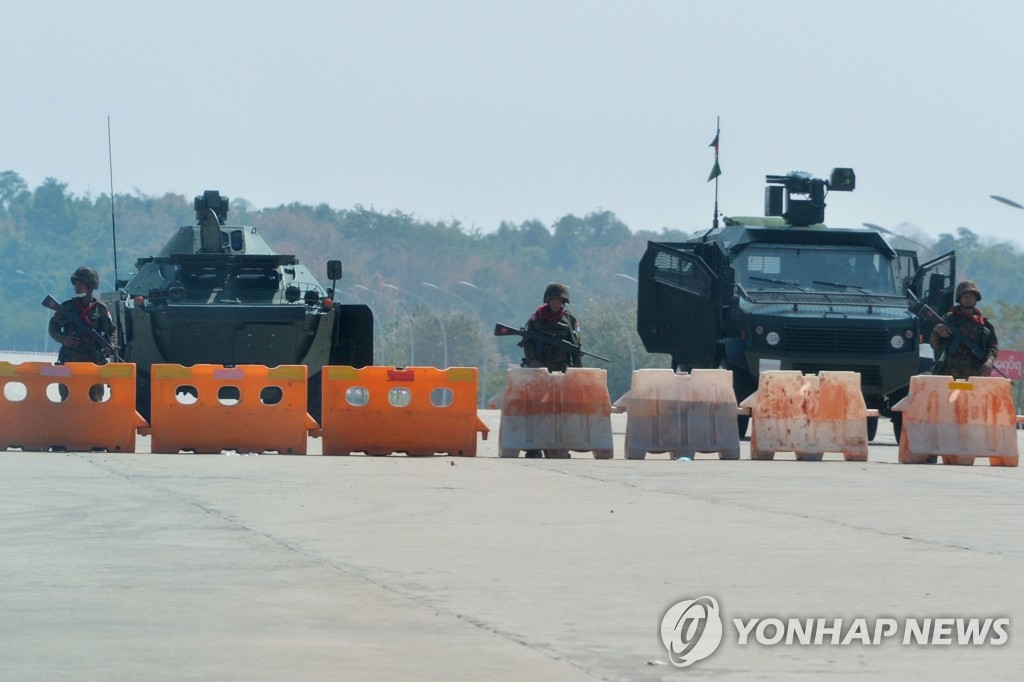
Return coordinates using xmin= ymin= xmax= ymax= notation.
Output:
xmin=929 ymin=280 xmax=998 ymax=379
xmin=521 ymin=282 xmax=584 ymax=372
xmin=48 ymin=267 xmax=118 ymax=400
xmin=519 ymin=283 xmax=584 ymax=459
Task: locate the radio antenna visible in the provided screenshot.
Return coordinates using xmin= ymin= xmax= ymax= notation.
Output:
xmin=107 ymin=115 xmax=120 ymax=287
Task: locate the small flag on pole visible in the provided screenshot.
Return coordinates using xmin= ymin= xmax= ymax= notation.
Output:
xmin=707 ymin=158 xmax=721 ymax=182
xmin=707 ymin=127 xmax=721 ymax=182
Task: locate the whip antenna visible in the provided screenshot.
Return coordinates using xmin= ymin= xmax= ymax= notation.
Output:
xmin=107 ymin=115 xmax=120 ymax=287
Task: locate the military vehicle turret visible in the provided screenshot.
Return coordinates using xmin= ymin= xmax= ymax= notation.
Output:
xmin=637 ymin=169 xmax=955 ymax=440
xmin=105 ymin=190 xmax=373 ymax=422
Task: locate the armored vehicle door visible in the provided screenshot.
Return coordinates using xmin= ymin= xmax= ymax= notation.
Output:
xmin=637 ymin=241 xmax=722 ymax=370
xmin=894 ymin=249 xmax=919 ymax=288
xmin=909 ymin=250 xmax=956 ymax=337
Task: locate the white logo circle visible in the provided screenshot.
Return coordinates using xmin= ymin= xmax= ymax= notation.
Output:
xmin=660 ymin=596 xmax=724 ymax=667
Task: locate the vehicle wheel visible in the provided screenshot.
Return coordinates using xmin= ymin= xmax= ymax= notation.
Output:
xmin=728 ymin=368 xmax=755 ymax=440
xmin=891 ymin=412 xmax=903 ymax=443
xmin=867 ymin=416 xmax=879 ymax=441
xmin=307 ymin=371 xmax=323 ymax=424
xmin=136 ymin=371 xmax=152 ymax=424
xmin=737 ymin=415 xmax=750 ymax=439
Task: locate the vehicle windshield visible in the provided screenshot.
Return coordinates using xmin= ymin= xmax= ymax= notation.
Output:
xmin=735 ymin=245 xmax=900 ymax=295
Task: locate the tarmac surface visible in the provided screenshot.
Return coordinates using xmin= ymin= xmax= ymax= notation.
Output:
xmin=2 ymin=411 xmax=1021 ymax=681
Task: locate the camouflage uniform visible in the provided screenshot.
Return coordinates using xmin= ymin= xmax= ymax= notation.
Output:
xmin=48 ymin=297 xmax=117 ymax=365
xmin=48 ymin=267 xmax=117 ymax=402
xmin=520 ymin=283 xmax=583 ymax=459
xmin=521 ymin=284 xmax=583 ymax=372
xmin=929 ymin=280 xmax=998 ymax=379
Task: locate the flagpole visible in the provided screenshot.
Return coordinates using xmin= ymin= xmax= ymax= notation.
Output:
xmin=708 ymin=116 xmax=721 ymax=229
xmin=714 ymin=116 xmax=720 ymax=228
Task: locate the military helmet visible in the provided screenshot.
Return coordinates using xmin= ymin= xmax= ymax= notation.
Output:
xmin=955 ymin=280 xmax=981 ymax=303
xmin=543 ymin=282 xmax=570 ymax=303
xmin=71 ymin=266 xmax=100 ymax=290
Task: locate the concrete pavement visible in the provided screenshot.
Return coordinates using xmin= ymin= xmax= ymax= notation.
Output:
xmin=1 ymin=413 xmax=1021 ymax=681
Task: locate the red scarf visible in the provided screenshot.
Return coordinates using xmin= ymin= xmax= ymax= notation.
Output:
xmin=74 ymin=299 xmax=98 ymax=328
xmin=950 ymin=305 xmax=985 ymax=326
xmin=534 ymin=304 xmax=566 ymax=322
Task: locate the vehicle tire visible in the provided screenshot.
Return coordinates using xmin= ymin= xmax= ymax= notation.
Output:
xmin=307 ymin=371 xmax=323 ymax=424
xmin=737 ymin=415 xmax=750 ymax=439
xmin=891 ymin=412 xmax=903 ymax=444
xmin=136 ymin=371 xmax=152 ymax=424
xmin=727 ymin=367 xmax=755 ymax=440
xmin=867 ymin=416 xmax=879 ymax=442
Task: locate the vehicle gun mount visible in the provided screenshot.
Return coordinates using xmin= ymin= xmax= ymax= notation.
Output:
xmin=764 ymin=168 xmax=856 ymax=226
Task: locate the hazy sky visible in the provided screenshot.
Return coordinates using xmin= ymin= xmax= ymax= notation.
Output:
xmin=5 ymin=1 xmax=1024 ymax=247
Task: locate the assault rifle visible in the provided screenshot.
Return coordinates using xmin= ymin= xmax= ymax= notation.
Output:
xmin=908 ymin=291 xmax=1006 ymax=379
xmin=42 ymin=294 xmax=123 ymax=361
xmin=493 ymin=322 xmax=610 ymax=363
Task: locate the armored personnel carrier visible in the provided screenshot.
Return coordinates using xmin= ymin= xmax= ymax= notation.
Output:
xmin=637 ymin=169 xmax=955 ymax=439
xmin=105 ymin=190 xmax=373 ymax=422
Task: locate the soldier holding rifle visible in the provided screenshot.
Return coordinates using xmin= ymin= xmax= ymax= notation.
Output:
xmin=929 ymin=280 xmax=999 ymax=379
xmin=494 ymin=282 xmax=591 ymax=458
xmin=46 ymin=266 xmax=118 ymax=401
xmin=520 ymin=283 xmax=584 ymax=372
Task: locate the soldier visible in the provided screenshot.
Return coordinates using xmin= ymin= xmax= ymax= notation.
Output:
xmin=521 ymin=282 xmax=584 ymax=372
xmin=519 ymin=282 xmax=584 ymax=458
xmin=929 ymin=280 xmax=998 ymax=379
xmin=48 ymin=266 xmax=118 ymax=401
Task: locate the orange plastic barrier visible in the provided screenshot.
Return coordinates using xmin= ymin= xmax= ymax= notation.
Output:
xmin=318 ymin=366 xmax=489 ymax=456
xmin=614 ymin=369 xmax=740 ymax=460
xmin=494 ymin=367 xmax=613 ymax=458
xmin=892 ymin=375 xmax=1020 ymax=466
xmin=148 ymin=364 xmax=318 ymax=454
xmin=739 ymin=371 xmax=873 ymax=461
xmin=0 ymin=361 xmax=145 ymax=452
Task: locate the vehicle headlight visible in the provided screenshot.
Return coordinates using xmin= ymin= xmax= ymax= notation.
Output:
xmin=766 ymin=331 xmax=781 ymax=347
xmin=890 ymin=334 xmax=905 ymax=350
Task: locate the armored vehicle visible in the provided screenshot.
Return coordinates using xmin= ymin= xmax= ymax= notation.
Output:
xmin=105 ymin=190 xmax=373 ymax=422
xmin=637 ymin=169 xmax=955 ymax=439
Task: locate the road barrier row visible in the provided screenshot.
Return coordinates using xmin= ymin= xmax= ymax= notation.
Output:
xmin=1 ymin=362 xmax=1020 ymax=464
